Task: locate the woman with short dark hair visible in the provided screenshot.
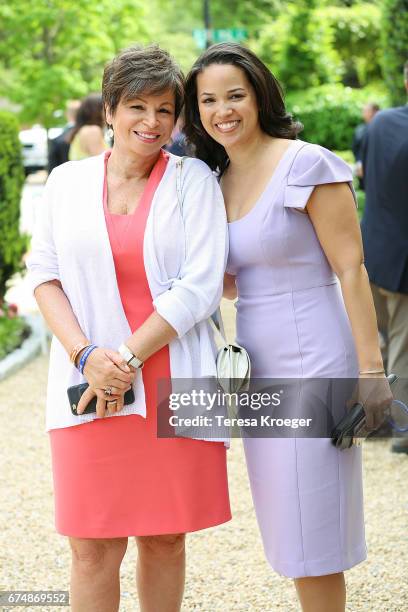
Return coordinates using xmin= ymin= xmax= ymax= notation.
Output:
xmin=184 ymin=42 xmax=392 ymax=612
xmin=28 ymin=44 xmax=230 ymax=612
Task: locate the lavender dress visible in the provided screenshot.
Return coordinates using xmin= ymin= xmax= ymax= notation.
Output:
xmin=227 ymin=140 xmax=367 ymax=578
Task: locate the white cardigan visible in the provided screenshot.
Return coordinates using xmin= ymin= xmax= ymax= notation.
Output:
xmin=27 ymin=152 xmax=228 ymax=432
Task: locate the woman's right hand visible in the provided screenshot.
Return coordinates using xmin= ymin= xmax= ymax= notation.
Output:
xmin=76 ymin=382 xmax=133 ymax=417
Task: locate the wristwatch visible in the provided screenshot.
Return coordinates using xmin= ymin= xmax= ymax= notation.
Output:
xmin=118 ymin=343 xmax=144 ymax=369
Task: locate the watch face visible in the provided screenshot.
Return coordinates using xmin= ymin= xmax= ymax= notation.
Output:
xmin=119 ymin=344 xmax=133 ymax=361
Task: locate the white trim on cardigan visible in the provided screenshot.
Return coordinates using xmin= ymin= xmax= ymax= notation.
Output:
xmin=27 ymin=152 xmax=228 ymax=433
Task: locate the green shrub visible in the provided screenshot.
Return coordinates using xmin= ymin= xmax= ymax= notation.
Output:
xmin=381 ymin=0 xmax=408 ymax=106
xmin=0 ymin=111 xmax=26 ymax=300
xmin=286 ymin=84 xmax=389 ymax=150
xmin=0 ymin=315 xmax=28 ymax=360
xmin=333 ymin=150 xmax=354 ymax=165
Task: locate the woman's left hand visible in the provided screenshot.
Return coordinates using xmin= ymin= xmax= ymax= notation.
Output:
xmin=352 ymin=374 xmax=394 ymax=432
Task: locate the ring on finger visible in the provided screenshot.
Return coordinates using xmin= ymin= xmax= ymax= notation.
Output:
xmin=105 ymin=386 xmax=113 ymax=396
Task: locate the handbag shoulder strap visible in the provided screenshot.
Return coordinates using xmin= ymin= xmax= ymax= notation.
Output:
xmin=212 ymin=307 xmax=227 ymax=340
xmin=176 ymin=155 xmax=227 ymax=347
xmin=210 ymin=309 xmax=228 ymax=347
xmin=175 ymin=156 xmax=186 ymax=213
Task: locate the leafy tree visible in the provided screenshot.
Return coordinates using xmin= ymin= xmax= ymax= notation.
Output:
xmin=208 ymin=0 xmax=283 ymax=31
xmin=381 ymin=0 xmax=408 ymax=106
xmin=152 ymin=0 xmax=283 ymax=59
xmin=253 ymin=0 xmax=341 ymax=91
xmin=0 ymin=0 xmax=149 ymax=128
xmin=154 ymin=0 xmax=283 ymax=32
xmin=317 ymin=3 xmax=382 ymax=87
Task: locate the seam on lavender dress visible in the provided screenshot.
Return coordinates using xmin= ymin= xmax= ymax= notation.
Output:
xmin=294 ymin=437 xmax=307 ymax=575
xmin=337 ymin=434 xmax=345 ymax=569
xmin=290 ymin=285 xmax=307 ymax=573
xmin=285 ymin=141 xmax=309 ymax=187
xmin=285 ymin=145 xmax=315 ymax=575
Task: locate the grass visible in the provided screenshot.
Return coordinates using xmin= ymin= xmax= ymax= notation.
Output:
xmin=0 ymin=316 xmax=29 ymax=360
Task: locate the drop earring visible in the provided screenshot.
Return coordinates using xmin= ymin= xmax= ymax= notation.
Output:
xmin=107 ymin=125 xmax=114 ymax=140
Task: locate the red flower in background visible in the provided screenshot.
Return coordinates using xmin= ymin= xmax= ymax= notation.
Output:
xmin=7 ymin=303 xmax=18 ymax=318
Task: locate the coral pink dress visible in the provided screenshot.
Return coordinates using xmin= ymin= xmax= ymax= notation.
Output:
xmin=49 ymin=150 xmax=231 ymax=538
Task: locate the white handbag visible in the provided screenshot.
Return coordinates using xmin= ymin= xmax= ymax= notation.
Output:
xmin=210 ymin=309 xmax=251 ymax=394
xmin=175 ymin=157 xmax=251 ymax=394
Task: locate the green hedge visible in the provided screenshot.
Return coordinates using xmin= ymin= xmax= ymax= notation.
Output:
xmin=0 ymin=111 xmax=26 ymax=300
xmin=286 ymin=84 xmax=389 ymax=151
xmin=0 ymin=315 xmax=29 ymax=360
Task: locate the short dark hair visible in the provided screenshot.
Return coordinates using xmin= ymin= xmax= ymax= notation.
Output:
xmin=184 ymin=42 xmax=302 ymax=173
xmin=102 ymin=44 xmax=184 ymax=123
xmin=68 ymin=93 xmax=104 ymax=143
xmin=365 ymin=102 xmax=380 ymax=113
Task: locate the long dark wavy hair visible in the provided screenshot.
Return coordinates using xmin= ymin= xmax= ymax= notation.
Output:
xmin=67 ymin=93 xmax=104 ymax=143
xmin=184 ymin=43 xmax=302 ymax=173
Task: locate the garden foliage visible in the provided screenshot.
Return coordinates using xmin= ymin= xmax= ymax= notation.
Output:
xmin=0 ymin=111 xmax=26 ymax=300
xmin=0 ymin=315 xmax=28 ymax=360
xmin=286 ymin=84 xmax=389 ymax=150
xmin=381 ymin=0 xmax=408 ymax=106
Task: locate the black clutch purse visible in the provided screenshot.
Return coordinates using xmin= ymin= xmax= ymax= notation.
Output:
xmin=68 ymin=382 xmax=135 ymax=415
xmin=331 ymin=373 xmax=397 ymax=450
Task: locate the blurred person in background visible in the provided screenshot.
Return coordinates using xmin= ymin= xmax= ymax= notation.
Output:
xmin=165 ymin=112 xmax=193 ymax=156
xmin=361 ymin=61 xmax=408 ymax=454
xmin=68 ymin=93 xmax=106 ymax=160
xmin=352 ymin=102 xmax=380 ymax=190
xmin=48 ymin=99 xmax=81 ymax=173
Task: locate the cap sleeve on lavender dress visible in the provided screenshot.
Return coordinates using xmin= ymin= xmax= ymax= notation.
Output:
xmin=284 ymin=143 xmax=357 ymax=209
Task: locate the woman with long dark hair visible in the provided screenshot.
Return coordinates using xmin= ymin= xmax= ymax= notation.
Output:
xmin=68 ymin=93 xmax=106 ymax=160
xmin=184 ymin=43 xmax=391 ymax=612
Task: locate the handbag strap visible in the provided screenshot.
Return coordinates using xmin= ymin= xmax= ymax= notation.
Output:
xmin=211 ymin=308 xmax=227 ymax=341
xmin=176 ymin=155 xmax=228 ymax=348
xmin=175 ymin=156 xmax=186 ymax=213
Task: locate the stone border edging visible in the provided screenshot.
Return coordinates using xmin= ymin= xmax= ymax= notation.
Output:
xmin=0 ymin=314 xmax=46 ymax=381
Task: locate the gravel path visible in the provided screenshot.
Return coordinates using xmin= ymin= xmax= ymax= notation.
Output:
xmin=1 ymin=301 xmax=407 ymax=611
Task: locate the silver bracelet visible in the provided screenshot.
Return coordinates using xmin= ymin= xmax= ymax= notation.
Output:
xmin=359 ymin=369 xmax=385 ymax=375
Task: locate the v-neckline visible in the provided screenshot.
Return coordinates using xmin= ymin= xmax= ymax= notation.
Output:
xmin=227 ymin=140 xmax=299 ymax=225
xmin=102 ymin=149 xmax=169 ymax=254
xmin=103 ymin=149 xmax=167 ymax=218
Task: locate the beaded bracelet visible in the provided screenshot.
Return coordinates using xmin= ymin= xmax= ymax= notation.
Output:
xmin=78 ymin=344 xmax=98 ymax=374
